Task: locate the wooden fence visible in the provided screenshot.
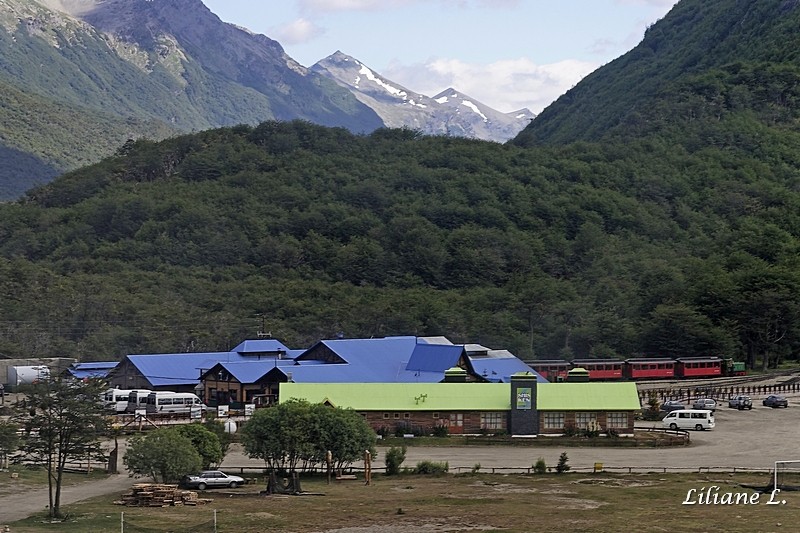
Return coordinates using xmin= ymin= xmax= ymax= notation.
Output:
xmin=638 ymin=382 xmax=800 ymax=403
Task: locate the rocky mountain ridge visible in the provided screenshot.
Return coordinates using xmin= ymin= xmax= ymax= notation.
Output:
xmin=312 ymin=51 xmax=534 ymax=143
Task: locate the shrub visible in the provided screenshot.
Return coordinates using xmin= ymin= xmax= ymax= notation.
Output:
xmin=414 ymin=461 xmax=449 ymax=475
xmin=644 ymin=391 xmax=661 ymax=421
xmin=471 ymin=463 xmax=481 ymax=473
xmin=432 ymin=424 xmax=449 ymax=438
xmin=384 ymin=445 xmax=407 ymax=475
xmin=556 ymin=452 xmax=570 ymax=474
xmin=563 ymin=423 xmax=577 ymax=437
xmin=583 ymin=426 xmax=600 ymax=439
xmin=533 ymin=457 xmax=547 ymax=475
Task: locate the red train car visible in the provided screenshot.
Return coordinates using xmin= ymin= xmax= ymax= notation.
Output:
xmin=623 ymin=358 xmax=675 ymax=380
xmin=675 ymin=357 xmax=722 ymax=379
xmin=527 ymin=359 xmax=570 ymax=382
xmin=571 ymin=359 xmax=624 ymax=380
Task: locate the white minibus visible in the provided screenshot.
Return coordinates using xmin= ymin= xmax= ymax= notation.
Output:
xmin=126 ymin=389 xmax=153 ymax=413
xmin=662 ymin=409 xmax=715 ymax=431
xmin=145 ymin=391 xmax=206 ymax=415
xmin=102 ymin=388 xmax=150 ymax=414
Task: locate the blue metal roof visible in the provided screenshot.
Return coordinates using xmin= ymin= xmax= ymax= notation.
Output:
xmin=208 ymin=360 xmax=284 ymax=384
xmin=65 ymin=361 xmax=118 ymax=379
xmin=230 ymin=339 xmax=291 ymax=355
xmin=299 ymin=336 xmax=418 ymax=364
xmin=406 ymin=343 xmax=464 ymax=372
xmin=128 ymin=352 xmax=251 ymax=387
xmin=124 ymin=336 xmax=545 ymax=387
xmin=469 ymin=355 xmax=548 ymax=383
xmin=271 ymin=362 xmax=446 ymax=384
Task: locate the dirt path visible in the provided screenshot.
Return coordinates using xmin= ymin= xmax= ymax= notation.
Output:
xmin=0 ymin=471 xmax=135 ymax=525
xmin=0 ymin=439 xmax=137 ymax=527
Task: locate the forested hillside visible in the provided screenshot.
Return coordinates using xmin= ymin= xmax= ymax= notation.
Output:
xmin=0 ymin=0 xmax=381 ymax=200
xmin=0 ymin=78 xmax=178 ymax=199
xmin=2 ymin=0 xmax=799 ymax=370
xmin=513 ymin=0 xmax=800 ymax=146
xmin=0 ymin=120 xmax=797 ymax=371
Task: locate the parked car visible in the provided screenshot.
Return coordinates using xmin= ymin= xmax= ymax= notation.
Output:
xmin=180 ymin=470 xmax=245 ymax=490
xmin=692 ymin=398 xmax=717 ymax=411
xmin=763 ymin=395 xmax=789 ymax=408
xmin=728 ymin=395 xmax=753 ymax=410
xmin=660 ymin=400 xmax=686 ymax=412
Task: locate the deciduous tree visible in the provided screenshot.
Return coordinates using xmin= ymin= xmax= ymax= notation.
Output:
xmin=124 ymin=427 xmax=202 ymax=483
xmin=13 ymin=378 xmax=109 ymax=519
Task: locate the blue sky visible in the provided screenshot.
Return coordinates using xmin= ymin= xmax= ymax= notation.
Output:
xmin=201 ymin=0 xmax=677 ymax=114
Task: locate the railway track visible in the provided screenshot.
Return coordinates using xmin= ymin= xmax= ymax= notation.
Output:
xmin=635 ymin=367 xmax=800 ymax=390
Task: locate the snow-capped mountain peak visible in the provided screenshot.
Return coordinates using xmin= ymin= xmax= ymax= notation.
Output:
xmin=312 ymin=52 xmax=535 ymax=143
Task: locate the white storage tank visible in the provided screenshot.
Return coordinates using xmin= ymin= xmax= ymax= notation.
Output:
xmin=8 ymin=365 xmax=51 ymax=388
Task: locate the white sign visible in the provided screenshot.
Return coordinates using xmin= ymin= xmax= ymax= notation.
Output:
xmin=245 ymin=404 xmax=255 ymax=416
xmin=217 ymin=405 xmax=229 ymax=418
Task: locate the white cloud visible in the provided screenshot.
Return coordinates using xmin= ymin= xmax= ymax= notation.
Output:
xmin=297 ymin=0 xmax=412 ymax=11
xmin=296 ymin=0 xmax=520 ymax=12
xmin=384 ymin=56 xmax=598 ymax=114
xmin=269 ymin=18 xmax=325 ymax=45
xmin=615 ymin=0 xmax=677 ymax=6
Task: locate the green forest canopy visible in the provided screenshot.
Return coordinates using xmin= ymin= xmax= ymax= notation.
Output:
xmin=0 ymin=119 xmax=797 ymax=371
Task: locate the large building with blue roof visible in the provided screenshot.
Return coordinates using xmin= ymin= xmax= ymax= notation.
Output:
xmin=107 ymin=336 xmax=543 ymax=407
xmin=107 ymin=339 xmax=295 ymax=393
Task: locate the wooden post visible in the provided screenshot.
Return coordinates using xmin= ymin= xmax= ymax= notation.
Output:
xmin=326 ymin=450 xmax=332 ymax=485
xmin=364 ymin=450 xmax=372 ymax=486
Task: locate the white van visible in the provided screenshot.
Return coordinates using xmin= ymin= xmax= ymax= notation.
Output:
xmin=126 ymin=389 xmax=153 ymax=413
xmin=145 ymin=391 xmax=206 ymax=415
xmin=103 ymin=388 xmax=150 ymax=414
xmin=662 ymin=409 xmax=715 ymax=431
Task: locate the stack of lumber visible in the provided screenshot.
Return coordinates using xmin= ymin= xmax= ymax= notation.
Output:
xmin=115 ymin=483 xmax=213 ymax=507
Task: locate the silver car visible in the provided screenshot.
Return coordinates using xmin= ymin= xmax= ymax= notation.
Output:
xmin=692 ymin=398 xmax=716 ymax=411
xmin=180 ymin=470 xmax=245 ymax=490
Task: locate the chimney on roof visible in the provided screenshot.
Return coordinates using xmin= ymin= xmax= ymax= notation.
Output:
xmin=443 ymin=367 xmax=467 ymax=383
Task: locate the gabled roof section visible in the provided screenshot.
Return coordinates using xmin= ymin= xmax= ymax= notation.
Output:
xmin=200 ymin=360 xmax=291 ymax=384
xmin=280 ymin=382 xmax=510 ymax=411
xmin=266 ymin=356 xmax=443 ymax=384
xmin=469 ymin=351 xmax=547 ymax=383
xmin=536 ymin=382 xmax=640 ymax=410
xmin=127 ymin=352 xmax=249 ymax=387
xmin=230 ymin=339 xmax=291 ymax=356
xmin=405 ymin=343 xmax=464 ymax=373
xmin=296 ymin=336 xmax=419 ymax=365
xmin=64 ymin=361 xmax=117 ymax=379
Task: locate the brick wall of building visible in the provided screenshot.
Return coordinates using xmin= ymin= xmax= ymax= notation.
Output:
xmin=361 ymin=410 xmax=508 ymax=435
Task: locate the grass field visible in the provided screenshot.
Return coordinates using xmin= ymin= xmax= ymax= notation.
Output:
xmin=8 ymin=471 xmax=796 ymax=532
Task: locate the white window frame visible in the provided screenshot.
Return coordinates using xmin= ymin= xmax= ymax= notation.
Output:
xmin=607 ymin=412 xmax=628 ymax=429
xmin=574 ymin=412 xmax=597 ymax=429
xmin=479 ymin=412 xmax=504 ymax=430
xmin=543 ymin=412 xmax=565 ymax=429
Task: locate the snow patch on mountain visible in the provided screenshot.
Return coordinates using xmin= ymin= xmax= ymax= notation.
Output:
xmin=312 ymin=51 xmax=535 ymax=143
